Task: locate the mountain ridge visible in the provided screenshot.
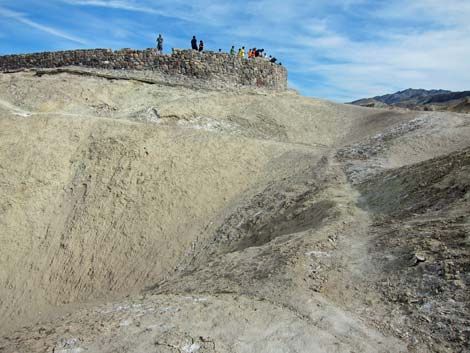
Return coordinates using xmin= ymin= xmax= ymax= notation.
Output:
xmin=351 ymin=88 xmax=470 ymax=113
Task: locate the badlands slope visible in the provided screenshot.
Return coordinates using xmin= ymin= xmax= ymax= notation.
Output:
xmin=0 ymin=70 xmax=469 ymax=353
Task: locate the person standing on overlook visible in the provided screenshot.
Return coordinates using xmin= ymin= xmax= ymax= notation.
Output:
xmin=156 ymin=34 xmax=163 ymax=54
xmin=230 ymin=45 xmax=235 ymax=55
xmin=191 ymin=36 xmax=198 ymax=50
xmin=199 ymin=40 xmax=204 ymax=52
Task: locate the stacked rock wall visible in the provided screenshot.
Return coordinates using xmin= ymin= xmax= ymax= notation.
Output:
xmin=0 ymin=48 xmax=287 ymax=90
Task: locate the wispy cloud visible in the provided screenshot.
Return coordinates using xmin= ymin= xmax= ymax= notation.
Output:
xmin=60 ymin=0 xmax=165 ymax=16
xmin=0 ymin=7 xmax=87 ymax=45
xmin=58 ymin=0 xmax=229 ymax=24
xmin=256 ymin=0 xmax=470 ymax=101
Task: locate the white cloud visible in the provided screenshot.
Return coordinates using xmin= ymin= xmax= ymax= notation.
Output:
xmin=277 ymin=1 xmax=470 ymax=101
xmin=372 ymin=0 xmax=470 ymax=28
xmin=0 ymin=7 xmax=87 ymax=45
xmin=61 ymin=0 xmax=165 ymax=15
xmin=59 ymin=0 xmax=235 ymax=25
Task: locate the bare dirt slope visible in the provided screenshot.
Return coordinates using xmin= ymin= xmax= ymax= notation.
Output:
xmin=0 ymin=70 xmax=469 ymax=353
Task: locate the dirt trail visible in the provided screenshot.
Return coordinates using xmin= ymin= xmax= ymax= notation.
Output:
xmin=0 ymin=70 xmax=469 ymax=353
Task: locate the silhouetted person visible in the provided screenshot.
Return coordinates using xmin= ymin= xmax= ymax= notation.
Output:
xmin=199 ymin=40 xmax=204 ymax=52
xmin=156 ymin=34 xmax=163 ymax=54
xmin=191 ymin=36 xmax=198 ymax=50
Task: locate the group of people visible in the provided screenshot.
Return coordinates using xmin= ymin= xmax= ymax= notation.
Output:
xmin=156 ymin=34 xmax=281 ymax=65
xmin=191 ymin=36 xmax=204 ymax=51
xmin=247 ymin=48 xmax=266 ymax=58
xmin=156 ymin=34 xmax=205 ymax=53
xmin=230 ymin=45 xmax=279 ymax=64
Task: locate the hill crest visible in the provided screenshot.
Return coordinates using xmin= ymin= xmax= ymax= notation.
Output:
xmin=0 ymin=48 xmax=287 ymax=91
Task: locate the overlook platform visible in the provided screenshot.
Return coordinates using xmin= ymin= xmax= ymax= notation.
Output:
xmin=0 ymin=48 xmax=287 ymax=90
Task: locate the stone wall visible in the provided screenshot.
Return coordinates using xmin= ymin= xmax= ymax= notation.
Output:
xmin=0 ymin=48 xmax=287 ymax=90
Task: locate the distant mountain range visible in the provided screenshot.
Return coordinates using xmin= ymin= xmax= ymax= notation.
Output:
xmin=351 ymin=88 xmax=470 ymax=113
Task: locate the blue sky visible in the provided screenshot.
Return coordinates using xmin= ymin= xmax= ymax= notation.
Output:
xmin=0 ymin=0 xmax=469 ymax=102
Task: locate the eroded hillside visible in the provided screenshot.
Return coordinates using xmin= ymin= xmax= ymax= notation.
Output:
xmin=0 ymin=70 xmax=469 ymax=353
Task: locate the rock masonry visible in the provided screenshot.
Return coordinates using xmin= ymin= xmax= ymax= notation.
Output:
xmin=0 ymin=48 xmax=287 ymax=90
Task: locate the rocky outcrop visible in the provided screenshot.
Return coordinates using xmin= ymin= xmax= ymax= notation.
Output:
xmin=0 ymin=48 xmax=287 ymax=90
